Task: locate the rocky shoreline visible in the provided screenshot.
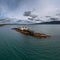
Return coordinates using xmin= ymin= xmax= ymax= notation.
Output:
xmin=0 ymin=24 xmax=6 ymax=27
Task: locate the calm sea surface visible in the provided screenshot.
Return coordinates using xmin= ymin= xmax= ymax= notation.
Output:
xmin=0 ymin=25 xmax=60 ymax=60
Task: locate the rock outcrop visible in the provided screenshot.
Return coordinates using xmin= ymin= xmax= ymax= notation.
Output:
xmin=12 ymin=27 xmax=50 ymax=38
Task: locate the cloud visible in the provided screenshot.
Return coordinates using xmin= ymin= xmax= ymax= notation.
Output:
xmin=24 ymin=11 xmax=31 ymax=16
xmin=0 ymin=0 xmax=60 ymax=22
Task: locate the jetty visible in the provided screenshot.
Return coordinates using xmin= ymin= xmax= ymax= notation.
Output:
xmin=12 ymin=27 xmax=50 ymax=38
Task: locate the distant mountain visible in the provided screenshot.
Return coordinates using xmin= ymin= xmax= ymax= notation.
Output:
xmin=40 ymin=21 xmax=60 ymax=24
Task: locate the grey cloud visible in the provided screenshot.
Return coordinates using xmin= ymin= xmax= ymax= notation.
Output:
xmin=24 ymin=11 xmax=31 ymax=16
xmin=23 ymin=10 xmax=38 ymax=21
xmin=50 ymin=17 xmax=59 ymax=21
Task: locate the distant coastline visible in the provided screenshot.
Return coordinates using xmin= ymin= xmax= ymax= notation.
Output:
xmin=0 ymin=20 xmax=60 ymax=26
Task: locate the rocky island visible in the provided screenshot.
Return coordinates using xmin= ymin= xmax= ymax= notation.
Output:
xmin=12 ymin=27 xmax=50 ymax=38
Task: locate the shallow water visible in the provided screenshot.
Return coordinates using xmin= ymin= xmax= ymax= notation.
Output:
xmin=0 ymin=25 xmax=60 ymax=60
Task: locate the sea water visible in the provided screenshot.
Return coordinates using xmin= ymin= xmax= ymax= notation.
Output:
xmin=0 ymin=25 xmax=60 ymax=60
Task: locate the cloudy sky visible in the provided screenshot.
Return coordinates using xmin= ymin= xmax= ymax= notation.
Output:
xmin=0 ymin=0 xmax=60 ymax=19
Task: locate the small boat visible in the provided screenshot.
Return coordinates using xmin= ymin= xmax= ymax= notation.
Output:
xmin=12 ymin=27 xmax=50 ymax=38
